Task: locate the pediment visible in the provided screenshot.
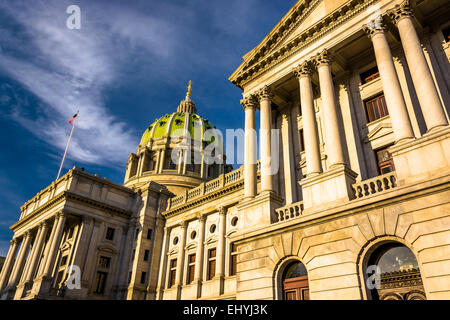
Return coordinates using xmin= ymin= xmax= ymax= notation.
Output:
xmin=229 ymin=0 xmax=367 ymax=88
xmin=364 ymin=122 xmax=393 ymax=143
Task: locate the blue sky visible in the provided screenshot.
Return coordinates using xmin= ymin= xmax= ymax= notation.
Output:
xmin=0 ymin=0 xmax=298 ymax=255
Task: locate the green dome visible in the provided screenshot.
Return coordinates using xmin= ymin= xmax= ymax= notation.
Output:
xmin=139 ymin=111 xmax=216 ymax=146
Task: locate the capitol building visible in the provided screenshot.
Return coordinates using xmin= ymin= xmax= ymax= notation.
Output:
xmin=0 ymin=0 xmax=449 ymax=300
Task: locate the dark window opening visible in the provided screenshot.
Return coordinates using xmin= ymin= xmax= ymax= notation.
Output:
xmin=105 ymin=227 xmax=115 ymax=241
xmin=360 ymin=66 xmax=380 ymax=84
xmin=376 ymin=146 xmax=395 ymax=175
xmin=147 ymin=229 xmax=152 ymax=240
xmin=140 ymin=272 xmax=147 ymax=284
xmin=299 ymin=129 xmax=305 ymax=152
xmin=230 ymin=243 xmax=237 ymax=276
xmin=93 ymin=271 xmax=108 ymax=294
xmin=99 ymin=256 xmax=111 ymax=269
xmin=207 ymin=248 xmax=216 ymax=281
xmin=442 ymin=26 xmax=450 ymax=43
xmin=144 ymin=250 xmax=150 ymax=261
xmin=168 ymin=259 xmax=177 ymax=288
xmin=365 ymin=93 xmax=388 ymax=123
xmin=186 ymin=254 xmax=196 ymax=284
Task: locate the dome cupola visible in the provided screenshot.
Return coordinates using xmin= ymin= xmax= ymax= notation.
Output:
xmin=124 ymin=81 xmax=226 ymax=195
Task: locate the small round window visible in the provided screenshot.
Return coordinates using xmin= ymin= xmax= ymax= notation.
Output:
xmin=209 ymin=224 xmax=216 ymax=233
xmin=173 ymin=237 xmax=179 ymax=245
xmin=231 ymin=216 xmax=238 ymax=227
xmin=191 ymin=231 xmax=197 ymax=239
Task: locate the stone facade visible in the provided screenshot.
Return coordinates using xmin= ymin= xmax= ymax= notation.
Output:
xmin=0 ymin=0 xmax=449 ymax=300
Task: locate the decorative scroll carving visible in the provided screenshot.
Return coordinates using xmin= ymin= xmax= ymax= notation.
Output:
xmin=363 ymin=15 xmax=387 ymax=38
xmin=256 ymin=85 xmax=274 ymax=101
xmin=313 ymin=49 xmax=333 ymax=67
xmin=293 ymin=60 xmax=313 ymax=78
xmin=240 ymin=95 xmax=258 ymax=110
xmin=387 ymin=0 xmax=414 ymax=25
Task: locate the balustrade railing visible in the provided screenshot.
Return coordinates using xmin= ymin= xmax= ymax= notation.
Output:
xmin=274 ymin=201 xmax=304 ymax=223
xmin=352 ymin=171 xmax=397 ymax=199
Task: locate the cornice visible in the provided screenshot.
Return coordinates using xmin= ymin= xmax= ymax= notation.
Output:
xmin=229 ymin=0 xmax=379 ymax=89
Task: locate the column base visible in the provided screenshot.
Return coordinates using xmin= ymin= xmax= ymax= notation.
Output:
xmin=300 ymin=164 xmax=358 ymax=211
xmin=390 ymin=125 xmax=450 ymax=185
xmin=13 ymin=281 xmax=33 ymax=300
xmin=0 ymin=284 xmax=17 ymax=300
xmin=237 ymin=191 xmax=283 ymax=230
xmin=31 ymin=275 xmax=54 ymax=298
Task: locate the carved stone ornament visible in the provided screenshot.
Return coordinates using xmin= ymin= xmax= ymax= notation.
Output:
xmin=363 ymin=15 xmax=387 ymax=38
xmin=293 ymin=60 xmax=313 ymax=78
xmin=313 ymin=49 xmax=333 ymax=67
xmin=256 ymin=85 xmax=274 ymax=101
xmin=240 ymin=95 xmax=258 ymax=110
xmin=387 ymin=0 xmax=414 ymax=25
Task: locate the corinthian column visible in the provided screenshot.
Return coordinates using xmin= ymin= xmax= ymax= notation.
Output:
xmin=363 ymin=17 xmax=415 ymax=143
xmin=0 ymin=239 xmax=19 ymax=291
xmin=314 ymin=50 xmax=346 ymax=168
xmin=215 ymin=207 xmax=226 ymax=279
xmin=156 ymin=226 xmax=171 ymax=300
xmin=294 ymin=61 xmax=322 ymax=176
xmin=8 ymin=232 xmax=31 ymax=287
xmin=42 ymin=212 xmax=66 ymax=276
xmin=240 ymin=95 xmax=257 ymax=199
xmin=257 ymin=86 xmax=275 ymax=192
xmin=23 ymin=222 xmax=49 ymax=283
xmin=388 ymin=1 xmax=448 ymax=131
xmin=194 ymin=214 xmax=206 ymax=284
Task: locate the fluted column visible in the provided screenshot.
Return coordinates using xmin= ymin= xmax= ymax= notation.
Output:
xmin=388 ymin=1 xmax=448 ymax=131
xmin=241 ymin=95 xmax=257 ymax=199
xmin=156 ymin=226 xmax=170 ymax=300
xmin=23 ymin=222 xmax=48 ymax=283
xmin=314 ymin=50 xmax=346 ymax=168
xmin=215 ymin=207 xmax=227 ymax=279
xmin=258 ymin=86 xmax=275 ymax=192
xmin=194 ymin=214 xmax=206 ymax=283
xmin=294 ymin=61 xmax=322 ymax=176
xmin=8 ymin=232 xmax=31 ymax=287
xmin=363 ymin=18 xmax=415 ymax=143
xmin=0 ymin=239 xmax=19 ymax=291
xmin=175 ymin=221 xmax=187 ymax=288
xmin=42 ymin=212 xmax=66 ymax=276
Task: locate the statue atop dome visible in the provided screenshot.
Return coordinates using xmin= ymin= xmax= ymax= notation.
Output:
xmin=177 ymin=80 xmax=197 ymax=113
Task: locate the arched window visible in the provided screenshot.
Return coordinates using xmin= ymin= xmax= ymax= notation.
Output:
xmin=282 ymin=261 xmax=309 ymax=300
xmin=364 ymin=242 xmax=426 ymax=300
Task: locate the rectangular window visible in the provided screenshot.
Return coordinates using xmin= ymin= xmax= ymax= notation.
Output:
xmin=144 ymin=250 xmax=150 ymax=261
xmin=442 ymin=26 xmax=450 ymax=43
xmin=376 ymin=146 xmax=395 ymax=175
xmin=93 ymin=271 xmax=108 ymax=294
xmin=135 ymin=228 xmax=140 ymax=240
xmin=105 ymin=227 xmax=115 ymax=241
xmin=147 ymin=229 xmax=152 ymax=240
xmin=364 ymin=93 xmax=388 ymax=123
xmin=299 ymin=129 xmax=305 ymax=152
xmin=207 ymin=248 xmax=216 ymax=281
xmin=168 ymin=259 xmax=177 ymax=288
xmin=140 ymin=272 xmax=147 ymax=284
xmin=60 ymin=255 xmax=68 ymax=266
xmin=230 ymin=243 xmax=237 ymax=276
xmin=98 ymin=256 xmax=111 ymax=269
xmin=186 ymin=254 xmax=196 ymax=284
xmin=360 ymin=66 xmax=380 ymax=84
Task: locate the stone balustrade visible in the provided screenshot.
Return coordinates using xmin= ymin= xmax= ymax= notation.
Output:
xmin=274 ymin=201 xmax=304 ymax=223
xmin=352 ymin=171 xmax=397 ymax=199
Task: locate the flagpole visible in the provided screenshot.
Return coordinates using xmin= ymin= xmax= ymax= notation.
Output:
xmin=56 ymin=111 xmax=78 ymax=180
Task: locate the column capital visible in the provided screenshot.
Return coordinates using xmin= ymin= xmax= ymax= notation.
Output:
xmin=387 ymin=0 xmax=414 ymax=25
xmin=10 ymin=238 xmax=18 ymax=246
xmin=313 ymin=49 xmax=333 ymax=67
xmin=56 ymin=210 xmax=66 ymax=219
xmin=363 ymin=15 xmax=387 ymax=38
xmin=240 ymin=95 xmax=258 ymax=111
xmin=217 ymin=206 xmax=227 ymax=216
xmin=179 ymin=220 xmax=188 ymax=229
xmin=293 ymin=61 xmax=313 ymax=79
xmin=197 ymin=213 xmax=207 ymax=222
xmin=256 ymin=85 xmax=274 ymax=101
